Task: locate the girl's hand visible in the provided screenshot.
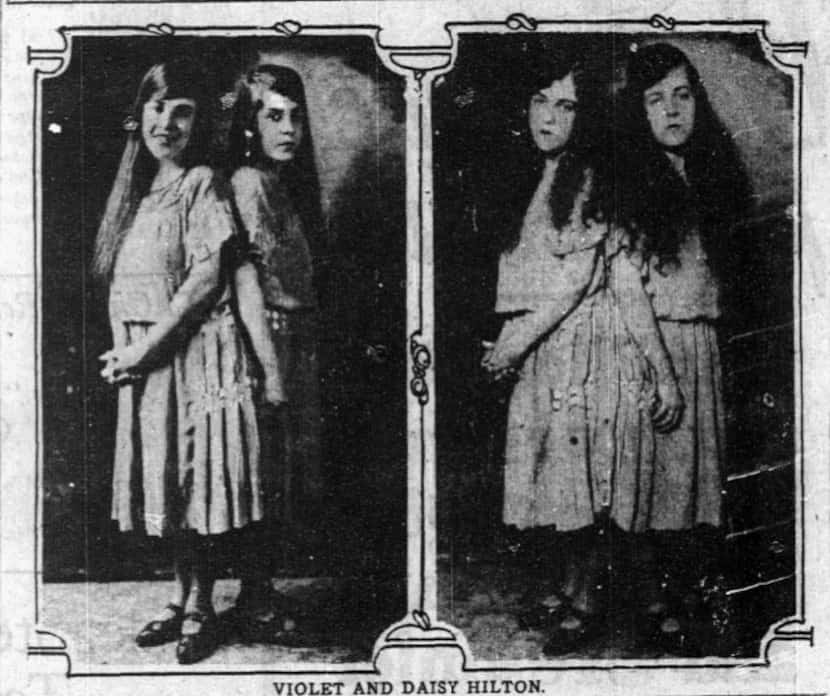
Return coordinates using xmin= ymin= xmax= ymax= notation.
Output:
xmin=481 ymin=334 xmax=524 ymax=380
xmin=481 ymin=341 xmax=513 ymax=382
xmin=263 ymin=373 xmax=287 ymax=408
xmin=651 ymin=379 xmax=684 ymax=433
xmin=99 ymin=343 xmax=149 ymax=386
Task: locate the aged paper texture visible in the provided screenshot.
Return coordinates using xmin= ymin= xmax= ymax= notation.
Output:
xmin=1 ymin=1 xmax=828 ymax=695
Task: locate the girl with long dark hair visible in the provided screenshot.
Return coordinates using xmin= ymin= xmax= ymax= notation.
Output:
xmin=226 ymin=64 xmax=324 ymax=640
xmin=481 ymin=56 xmax=683 ymax=654
xmin=619 ymin=42 xmax=752 ymax=648
xmin=95 ymin=58 xmax=282 ymax=664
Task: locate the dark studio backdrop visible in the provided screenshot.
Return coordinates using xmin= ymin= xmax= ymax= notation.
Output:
xmin=433 ymin=32 xmax=795 ymax=651
xmin=41 ymin=36 xmax=408 ymax=613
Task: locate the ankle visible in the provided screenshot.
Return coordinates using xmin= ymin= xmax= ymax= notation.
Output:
xmin=158 ymin=602 xmax=184 ymax=619
xmin=186 ymin=598 xmax=214 ymax=617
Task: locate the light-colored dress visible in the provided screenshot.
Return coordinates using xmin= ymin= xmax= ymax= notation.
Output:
xmin=643 ymin=227 xmax=725 ymax=529
xmin=231 ymin=166 xmax=322 ymax=525
xmin=108 ymin=166 xmax=262 ymax=537
xmin=497 ymin=164 xmax=657 ymax=533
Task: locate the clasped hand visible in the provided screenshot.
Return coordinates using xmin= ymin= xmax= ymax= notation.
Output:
xmin=99 ymin=343 xmax=148 ymax=386
xmin=481 ymin=335 xmax=525 ymax=382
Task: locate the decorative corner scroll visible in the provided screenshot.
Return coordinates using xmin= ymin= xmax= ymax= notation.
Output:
xmin=374 ymin=611 xmax=466 ymax=672
xmin=273 ymin=20 xmax=302 ymax=37
xmin=411 ymin=609 xmax=431 ymax=630
xmin=409 ymin=330 xmax=432 ymax=406
xmin=649 ymin=14 xmax=677 ymax=30
xmin=388 ymin=53 xmax=452 ymax=76
xmin=145 ymin=23 xmax=175 ymax=36
xmin=28 ymin=628 xmax=68 ymax=652
xmin=27 ymin=629 xmax=72 ymax=676
xmin=27 ymin=29 xmax=71 ymax=78
xmin=761 ymin=618 xmax=814 ymax=663
xmin=505 ymin=13 xmax=538 ymax=32
xmin=756 ymin=26 xmax=808 ymax=73
xmin=384 ymin=610 xmax=456 ymax=643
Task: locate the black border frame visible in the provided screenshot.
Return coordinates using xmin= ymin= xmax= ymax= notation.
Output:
xmin=22 ymin=10 xmax=812 ymax=681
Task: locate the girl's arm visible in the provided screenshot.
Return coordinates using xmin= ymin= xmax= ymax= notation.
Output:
xmin=229 ymin=167 xmax=289 ymax=405
xmin=100 ymin=250 xmax=223 ymax=383
xmin=482 ymin=246 xmax=598 ymax=375
xmin=100 ymin=168 xmax=267 ymax=386
xmin=234 ymin=261 xmax=286 ymax=406
xmin=102 ymin=251 xmax=287 ymax=407
xmin=608 ymin=249 xmax=683 ymax=432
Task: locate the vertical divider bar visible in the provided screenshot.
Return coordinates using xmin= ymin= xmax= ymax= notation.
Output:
xmin=404 ymin=69 xmax=428 ymax=615
xmin=419 ymin=73 xmax=437 ymax=620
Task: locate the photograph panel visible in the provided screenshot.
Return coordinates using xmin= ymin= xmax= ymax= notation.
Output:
xmin=433 ymin=30 xmax=796 ymax=661
xmin=39 ymin=34 xmax=407 ymax=667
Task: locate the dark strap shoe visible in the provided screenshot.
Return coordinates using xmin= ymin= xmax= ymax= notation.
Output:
xmin=135 ymin=603 xmax=184 ymax=648
xmin=176 ymin=611 xmax=220 ymax=665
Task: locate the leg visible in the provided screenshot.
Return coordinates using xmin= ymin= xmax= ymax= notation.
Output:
xmin=561 ymin=525 xmax=606 ymax=615
xmin=517 ymin=526 xmax=568 ymax=631
xmin=171 ymin=530 xmax=195 ymax=608
xmin=134 ymin=531 xmax=192 ymax=648
xmin=652 ymin=526 xmax=730 ymax=656
xmin=238 ymin=399 xmax=287 ymax=604
xmin=630 ymin=531 xmax=687 ymax=653
xmin=236 ymin=521 xmax=293 ymax=642
xmin=237 ymin=522 xmax=274 ymax=608
xmin=176 ymin=535 xmax=220 ymax=665
xmin=234 ymin=403 xmax=292 ymax=640
xmin=544 ymin=525 xmax=607 ymax=655
xmin=629 ymin=532 xmax=667 ymax=616
xmin=188 ymin=535 xmax=217 ymax=616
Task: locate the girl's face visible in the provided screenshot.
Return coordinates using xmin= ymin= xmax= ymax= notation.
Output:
xmin=256 ymin=89 xmax=304 ymax=163
xmin=141 ymin=89 xmax=197 ymax=164
xmin=528 ymin=73 xmax=577 ymax=155
xmin=643 ymin=64 xmax=696 ymax=149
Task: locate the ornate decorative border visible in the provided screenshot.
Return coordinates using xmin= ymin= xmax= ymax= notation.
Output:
xmin=21 ymin=9 xmax=810 ymax=680
xmin=26 ymin=20 xmax=435 ymax=677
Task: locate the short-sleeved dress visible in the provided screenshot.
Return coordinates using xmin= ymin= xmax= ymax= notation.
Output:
xmin=641 ymin=226 xmax=725 ymax=529
xmin=497 ymin=163 xmax=657 ymax=533
xmin=108 ymin=166 xmax=263 ymax=537
xmin=231 ymin=166 xmax=322 ymax=525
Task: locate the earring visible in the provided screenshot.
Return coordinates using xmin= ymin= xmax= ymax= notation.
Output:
xmin=244 ymin=129 xmax=253 ymax=160
xmin=122 ymin=116 xmax=139 ymax=132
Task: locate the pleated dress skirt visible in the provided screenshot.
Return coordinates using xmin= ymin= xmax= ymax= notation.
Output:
xmin=110 ymin=304 xmax=264 ymax=537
